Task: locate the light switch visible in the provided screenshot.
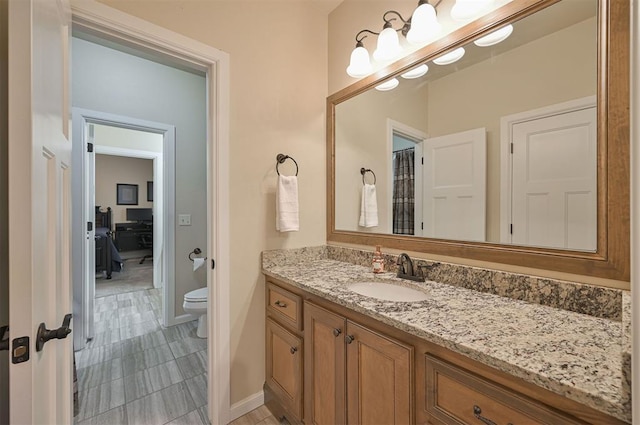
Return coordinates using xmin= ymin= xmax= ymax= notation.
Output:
xmin=178 ymin=214 xmax=192 ymax=226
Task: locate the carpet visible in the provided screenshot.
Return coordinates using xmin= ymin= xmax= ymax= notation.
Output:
xmin=95 ymin=258 xmax=153 ymax=298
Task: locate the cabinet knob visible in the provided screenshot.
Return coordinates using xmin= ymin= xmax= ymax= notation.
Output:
xmin=290 ymin=346 xmax=297 ymax=355
xmin=274 ymin=300 xmax=287 ymax=308
xmin=345 ymin=335 xmax=354 ymax=344
xmin=333 ymin=328 xmax=342 ymax=337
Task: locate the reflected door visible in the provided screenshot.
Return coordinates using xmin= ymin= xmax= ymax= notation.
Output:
xmin=511 ymin=107 xmax=597 ymax=250
xmin=422 ymin=128 xmax=487 ymax=241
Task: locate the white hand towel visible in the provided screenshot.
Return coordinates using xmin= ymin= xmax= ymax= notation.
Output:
xmin=359 ymin=183 xmax=378 ymax=228
xmin=276 ymin=175 xmax=299 ymax=232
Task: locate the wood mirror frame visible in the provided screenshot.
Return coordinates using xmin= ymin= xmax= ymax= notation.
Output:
xmin=327 ymin=0 xmax=629 ymax=281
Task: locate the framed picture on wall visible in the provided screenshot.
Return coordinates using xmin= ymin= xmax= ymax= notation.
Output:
xmin=147 ymin=181 xmax=153 ymax=202
xmin=117 ymin=184 xmax=138 ymax=205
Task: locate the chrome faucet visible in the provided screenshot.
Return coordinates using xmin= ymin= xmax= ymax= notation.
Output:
xmin=396 ymin=253 xmax=424 ymax=282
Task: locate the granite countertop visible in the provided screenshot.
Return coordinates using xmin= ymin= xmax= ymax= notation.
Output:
xmin=262 ymin=250 xmax=630 ymax=423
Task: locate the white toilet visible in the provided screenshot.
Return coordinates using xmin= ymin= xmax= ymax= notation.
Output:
xmin=183 ymin=287 xmax=208 ymax=338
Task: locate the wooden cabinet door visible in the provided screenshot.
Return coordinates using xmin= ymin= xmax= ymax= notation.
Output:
xmin=266 ymin=318 xmax=303 ymax=419
xmin=346 ymin=321 xmax=413 ymax=425
xmin=304 ymin=302 xmax=347 ymax=425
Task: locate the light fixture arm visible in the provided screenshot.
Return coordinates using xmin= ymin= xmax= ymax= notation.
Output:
xmin=355 ymin=29 xmax=379 ymax=46
xmin=382 ymin=10 xmax=412 ymax=36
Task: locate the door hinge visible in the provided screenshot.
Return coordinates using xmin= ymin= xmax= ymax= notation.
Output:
xmin=421 ymin=157 xmax=424 ymax=165
xmin=211 ymin=259 xmax=215 ymax=270
xmin=87 ymin=221 xmax=93 ymax=231
xmin=421 ymin=222 xmax=424 ymax=230
xmin=510 ymin=224 xmax=513 ymax=234
xmin=87 ymin=142 xmax=93 ymax=153
xmin=510 ymin=143 xmax=513 ymax=154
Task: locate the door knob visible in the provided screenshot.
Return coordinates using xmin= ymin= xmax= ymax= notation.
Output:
xmin=333 ymin=328 xmax=342 ymax=337
xmin=0 ymin=325 xmax=8 ymax=351
xmin=345 ymin=335 xmax=355 ymax=344
xmin=36 ymin=314 xmax=72 ymax=352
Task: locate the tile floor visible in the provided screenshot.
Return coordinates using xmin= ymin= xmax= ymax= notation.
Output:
xmin=76 ymin=267 xmax=279 ymax=425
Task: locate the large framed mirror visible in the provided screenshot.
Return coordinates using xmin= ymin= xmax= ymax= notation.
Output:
xmin=327 ymin=0 xmax=629 ymax=281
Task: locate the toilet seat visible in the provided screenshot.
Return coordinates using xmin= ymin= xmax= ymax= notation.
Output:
xmin=184 ymin=287 xmax=208 ymax=302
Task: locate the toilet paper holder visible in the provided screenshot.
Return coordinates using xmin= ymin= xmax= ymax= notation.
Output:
xmin=188 ymin=248 xmax=207 ymax=262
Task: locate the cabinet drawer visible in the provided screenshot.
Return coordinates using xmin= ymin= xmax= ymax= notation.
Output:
xmin=267 ymin=282 xmax=302 ymax=331
xmin=266 ymin=318 xmax=303 ymax=421
xmin=425 ymin=355 xmax=581 ymax=425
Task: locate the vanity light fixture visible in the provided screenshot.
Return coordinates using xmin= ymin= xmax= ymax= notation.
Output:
xmin=401 ymin=64 xmax=429 ymax=79
xmin=473 ymin=24 xmax=514 ymax=47
xmin=450 ymin=0 xmax=494 ymax=21
xmin=375 ymin=78 xmax=400 ymax=91
xmin=346 ymin=37 xmax=374 ymax=77
xmin=406 ymin=0 xmax=442 ymax=45
xmin=347 ymin=0 xmax=442 ymax=77
xmin=432 ymin=47 xmax=466 ymax=65
xmin=373 ymin=18 xmax=404 ymax=61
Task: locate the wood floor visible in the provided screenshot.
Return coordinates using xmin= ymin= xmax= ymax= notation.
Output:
xmin=230 ymin=405 xmax=279 ymax=425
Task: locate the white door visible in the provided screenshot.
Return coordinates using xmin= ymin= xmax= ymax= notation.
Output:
xmin=422 ymin=128 xmax=486 ymax=241
xmin=8 ymin=1 xmax=73 ymax=424
xmin=85 ymin=124 xmax=96 ymax=341
xmin=511 ymin=107 xmax=597 ymax=250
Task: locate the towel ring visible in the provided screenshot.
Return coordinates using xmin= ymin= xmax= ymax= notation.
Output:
xmin=276 ymin=154 xmax=299 ymax=176
xmin=188 ymin=248 xmax=207 ymax=262
xmin=360 ymin=168 xmax=376 ymax=185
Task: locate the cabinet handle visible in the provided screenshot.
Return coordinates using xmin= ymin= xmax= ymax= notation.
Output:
xmin=333 ymin=328 xmax=342 ymax=337
xmin=290 ymin=346 xmax=297 ymax=355
xmin=274 ymin=300 xmax=287 ymax=308
xmin=345 ymin=335 xmax=354 ymax=344
xmin=473 ymin=405 xmax=511 ymax=425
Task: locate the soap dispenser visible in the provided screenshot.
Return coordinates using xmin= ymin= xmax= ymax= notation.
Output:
xmin=372 ymin=245 xmax=385 ymax=274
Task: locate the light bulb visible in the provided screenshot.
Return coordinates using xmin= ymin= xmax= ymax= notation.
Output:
xmin=450 ymin=0 xmax=493 ymax=21
xmin=346 ymin=45 xmax=373 ymax=78
xmin=375 ymin=78 xmax=399 ymax=91
xmin=432 ymin=47 xmax=465 ymax=65
xmin=406 ymin=3 xmax=442 ymax=45
xmin=401 ymin=64 xmax=429 ymax=79
xmin=473 ymin=24 xmax=513 ymax=47
xmin=373 ymin=27 xmax=402 ymax=61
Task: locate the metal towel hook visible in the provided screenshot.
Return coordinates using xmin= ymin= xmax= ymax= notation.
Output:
xmin=360 ymin=167 xmax=376 ymax=185
xmin=276 ymin=154 xmax=299 ymax=176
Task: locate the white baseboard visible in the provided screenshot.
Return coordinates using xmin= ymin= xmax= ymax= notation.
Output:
xmin=164 ymin=313 xmax=197 ymax=327
xmin=229 ymin=391 xmax=265 ymax=422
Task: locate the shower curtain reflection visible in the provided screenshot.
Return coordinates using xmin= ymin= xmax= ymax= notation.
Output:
xmin=392 ymin=148 xmax=415 ymax=235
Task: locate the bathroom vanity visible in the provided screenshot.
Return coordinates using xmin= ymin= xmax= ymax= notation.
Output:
xmin=262 ymin=247 xmax=630 ymax=424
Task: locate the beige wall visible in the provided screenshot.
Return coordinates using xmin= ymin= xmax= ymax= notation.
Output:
xmin=92 ymin=0 xmax=333 ymax=404
xmin=95 ymin=155 xmax=154 ymax=224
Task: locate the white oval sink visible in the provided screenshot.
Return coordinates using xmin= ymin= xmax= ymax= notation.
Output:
xmin=348 ymin=281 xmax=429 ymax=302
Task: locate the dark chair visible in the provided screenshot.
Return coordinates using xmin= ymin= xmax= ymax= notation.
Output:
xmin=138 ymin=233 xmax=153 ymax=264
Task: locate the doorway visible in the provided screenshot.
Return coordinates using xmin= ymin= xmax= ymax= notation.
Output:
xmin=68 ymin=5 xmax=231 ymax=418
xmin=387 ymin=119 xmax=426 ymax=236
xmin=72 ymin=110 xmax=174 ymax=350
